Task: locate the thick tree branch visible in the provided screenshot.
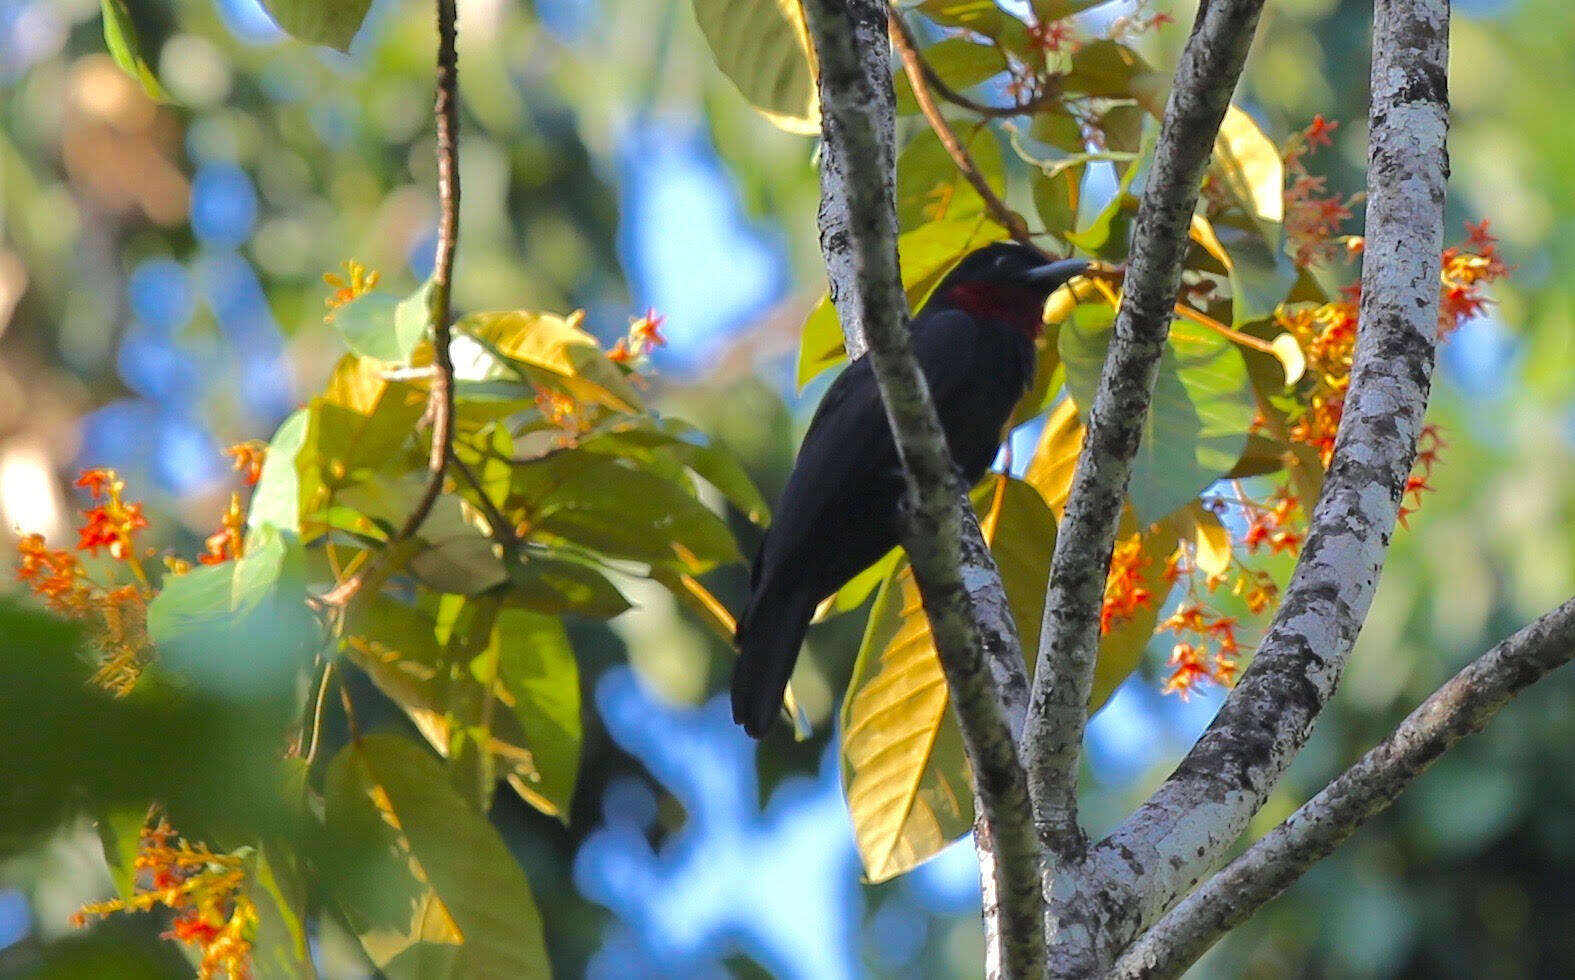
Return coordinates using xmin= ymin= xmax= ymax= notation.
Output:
xmin=321 ymin=0 xmax=460 ymax=608
xmin=1111 ymin=597 xmax=1575 ymax=979
xmin=1021 ymin=0 xmax=1267 ymax=873
xmin=799 ymin=0 xmax=1040 ymax=974
xmin=1064 ymin=0 xmax=1452 ymax=968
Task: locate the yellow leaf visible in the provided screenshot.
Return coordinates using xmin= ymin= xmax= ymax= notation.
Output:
xmin=1213 ymin=105 xmax=1284 ymax=230
xmin=840 ymin=477 xmax=1053 ymax=881
xmin=1270 ymin=332 xmax=1307 ymax=386
xmin=1023 ymin=397 xmax=1083 ymax=518
xmin=1183 ymin=501 xmax=1233 ymax=578
xmin=462 ymin=310 xmax=644 ymax=415
xmin=693 ymin=0 xmax=819 ymax=134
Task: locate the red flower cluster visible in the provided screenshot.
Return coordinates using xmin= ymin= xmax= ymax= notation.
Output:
xmin=1101 ymin=532 xmax=1154 ymax=634
xmin=1159 ymin=604 xmax=1240 ymax=699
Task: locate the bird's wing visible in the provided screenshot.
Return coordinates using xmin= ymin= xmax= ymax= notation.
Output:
xmin=751 ymin=353 xmax=893 ymax=589
xmin=908 ymin=307 xmax=985 ymax=406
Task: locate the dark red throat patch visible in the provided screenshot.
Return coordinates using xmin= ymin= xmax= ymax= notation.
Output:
xmin=945 ymin=282 xmax=1046 ymax=338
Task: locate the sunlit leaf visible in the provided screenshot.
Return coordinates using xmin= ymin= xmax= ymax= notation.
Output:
xmin=332 ymin=285 xmax=429 ymax=364
xmin=99 ymin=0 xmax=168 ymax=101
xmin=1270 ymin=332 xmax=1307 ymax=385
xmin=1213 ymin=105 xmax=1284 ymax=233
xmin=462 ymin=310 xmax=644 ymax=415
xmin=1023 ymin=396 xmax=1082 ymax=517
xmin=257 ymin=0 xmax=372 ymax=52
xmin=692 ymin=0 xmax=819 ymax=134
xmin=1183 ymin=501 xmax=1233 ymax=577
xmin=324 ymin=735 xmax=549 ymax=976
xmin=840 ymin=477 xmax=1052 ymax=881
xmin=247 ymin=409 xmax=310 ymax=535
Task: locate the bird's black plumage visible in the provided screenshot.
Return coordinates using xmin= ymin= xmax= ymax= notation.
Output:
xmin=732 ymin=243 xmax=1087 ymax=737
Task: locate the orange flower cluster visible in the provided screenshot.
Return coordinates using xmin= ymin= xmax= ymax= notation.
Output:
xmin=607 ymin=308 xmax=669 ymax=366
xmin=73 ymin=816 xmax=256 ymax=979
xmin=1278 ymin=297 xmax=1358 ymax=466
xmin=223 ymin=442 xmax=266 ymax=486
xmin=1282 ymin=116 xmax=1362 ymax=267
xmin=533 ymin=387 xmax=591 ymax=444
xmin=200 ymin=492 xmax=248 ymax=566
xmin=1438 ymin=219 xmax=1509 ymax=337
xmin=1398 ymin=424 xmax=1446 ymax=529
xmin=1243 ymin=486 xmax=1304 ymax=556
xmin=322 ymin=259 xmax=380 ymax=323
xmin=1101 ymin=532 xmax=1153 ymax=633
xmin=1158 ymin=604 xmax=1240 ymax=699
xmin=75 ymin=469 xmax=150 ymax=560
xmin=16 ymin=469 xmax=155 ymax=695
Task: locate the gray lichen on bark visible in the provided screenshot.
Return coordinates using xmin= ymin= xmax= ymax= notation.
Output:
xmin=1054 ymin=0 xmax=1453 ymax=970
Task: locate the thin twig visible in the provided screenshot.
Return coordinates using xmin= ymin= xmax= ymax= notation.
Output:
xmin=890 ymin=9 xmax=1060 ymax=118
xmin=320 ymin=0 xmax=461 ymax=609
xmin=450 ymin=452 xmax=519 ymax=557
xmin=1111 ymin=596 xmax=1575 ymax=979
xmin=888 ymin=10 xmax=1041 ymax=252
xmin=1172 ymin=301 xmax=1275 ymax=354
xmin=302 ymin=658 xmax=337 ymax=768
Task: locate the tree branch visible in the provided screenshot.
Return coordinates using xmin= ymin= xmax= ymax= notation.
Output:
xmin=1063 ymin=0 xmax=1451 ymax=968
xmin=887 ymin=11 xmax=1040 ymax=251
xmin=1111 ymin=596 xmax=1575 ymax=979
xmin=321 ymin=0 xmax=460 ymax=609
xmin=1021 ymin=0 xmax=1268 ymax=874
xmin=799 ymin=0 xmax=1040 ymax=974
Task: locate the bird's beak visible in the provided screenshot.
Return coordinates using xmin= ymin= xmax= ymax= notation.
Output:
xmin=1023 ymin=257 xmax=1089 ymax=286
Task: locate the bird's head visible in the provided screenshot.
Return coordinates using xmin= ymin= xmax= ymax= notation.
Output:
xmin=931 ymin=242 xmax=1088 ymax=338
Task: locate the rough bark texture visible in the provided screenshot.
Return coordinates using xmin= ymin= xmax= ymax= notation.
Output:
xmin=798 ymin=0 xmax=1040 ymax=974
xmin=1111 ymin=596 xmax=1575 ymax=978
xmin=1022 ymin=0 xmax=1268 ymax=870
xmin=1054 ymin=0 xmax=1453 ymax=970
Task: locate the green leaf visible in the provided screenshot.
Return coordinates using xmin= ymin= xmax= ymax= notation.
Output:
xmin=246 ymin=844 xmax=314 ymax=979
xmin=692 ymin=0 xmax=819 ymax=135
xmin=247 ymin=409 xmax=310 ymax=535
xmin=895 ymin=126 xmax=1005 ymax=230
xmin=99 ymin=0 xmax=168 ymax=101
xmin=326 ymin=735 xmax=551 ymax=976
xmin=1032 ymin=166 xmax=1083 ymax=240
xmin=333 ymin=284 xmax=429 ymax=364
xmin=1213 ymin=217 xmax=1299 ymax=328
xmin=1062 ymin=40 xmax=1153 ymax=99
xmin=485 ymin=610 xmax=582 ymax=819
xmin=573 ymin=420 xmax=771 ymax=526
xmin=146 ymin=525 xmax=315 ymax=698
xmin=840 ymin=477 xmax=1052 ymax=881
xmin=916 ymin=0 xmax=1006 ymax=34
xmin=95 ymin=808 xmax=146 ymax=901
xmin=1059 ymin=302 xmax=1255 ymax=523
xmin=796 ymin=217 xmax=1008 ymax=388
xmin=518 ymin=456 xmax=741 ymax=572
xmin=894 ymin=38 xmax=1005 ymax=116
xmin=508 ymin=553 xmax=632 ymax=619
xmin=257 ymin=0 xmax=373 ymax=52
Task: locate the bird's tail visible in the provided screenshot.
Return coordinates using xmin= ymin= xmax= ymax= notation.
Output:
xmin=732 ymin=582 xmax=817 ymax=739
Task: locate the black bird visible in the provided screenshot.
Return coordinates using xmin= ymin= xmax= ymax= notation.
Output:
xmin=732 ymin=242 xmax=1088 ymax=737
